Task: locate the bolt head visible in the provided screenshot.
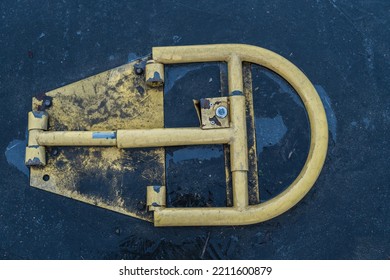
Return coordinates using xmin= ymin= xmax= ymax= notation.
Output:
xmin=135 ymin=66 xmax=143 ymax=75
xmin=215 ymin=106 xmax=228 ymax=118
xmin=44 ymin=99 xmax=52 ymax=107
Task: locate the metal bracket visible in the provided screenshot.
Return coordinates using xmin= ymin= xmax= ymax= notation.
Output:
xmin=25 ymin=44 xmax=328 ymax=226
xmin=199 ymin=97 xmax=230 ymax=129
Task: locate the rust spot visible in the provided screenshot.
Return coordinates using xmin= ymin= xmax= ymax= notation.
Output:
xmin=200 ymin=98 xmax=210 ymax=109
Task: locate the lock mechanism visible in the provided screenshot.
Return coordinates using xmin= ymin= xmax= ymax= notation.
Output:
xmin=199 ymin=97 xmax=230 ymax=129
xmin=25 ymin=44 xmax=328 ymax=226
xmin=193 ymin=97 xmax=230 ymax=129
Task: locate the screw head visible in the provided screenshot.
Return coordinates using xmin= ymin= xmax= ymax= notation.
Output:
xmin=134 ymin=66 xmax=144 ymax=75
xmin=44 ymin=99 xmax=52 ymax=107
xmin=215 ymin=106 xmax=228 ymax=118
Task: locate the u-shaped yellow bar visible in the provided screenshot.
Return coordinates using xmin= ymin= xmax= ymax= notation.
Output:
xmin=151 ymin=44 xmax=328 ymax=226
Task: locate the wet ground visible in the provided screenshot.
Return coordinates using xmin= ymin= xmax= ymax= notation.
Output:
xmin=1 ymin=0 xmax=390 ymax=259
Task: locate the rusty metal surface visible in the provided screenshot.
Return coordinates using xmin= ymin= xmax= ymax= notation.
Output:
xmin=29 ymin=56 xmax=165 ymax=222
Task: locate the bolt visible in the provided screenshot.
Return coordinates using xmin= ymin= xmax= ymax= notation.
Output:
xmin=44 ymin=99 xmax=52 ymax=107
xmin=216 ymin=106 xmax=228 ymax=118
xmin=134 ymin=65 xmax=144 ymax=75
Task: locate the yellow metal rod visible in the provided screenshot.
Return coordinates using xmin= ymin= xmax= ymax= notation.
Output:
xmin=36 ymin=128 xmax=233 ymax=148
xmin=153 ymin=45 xmax=231 ymax=63
xmin=154 ymin=207 xmax=266 ymax=227
xmin=232 ymin=171 xmax=248 ymax=209
xmin=229 ymin=96 xmax=248 ymax=172
xmin=37 ymin=131 xmax=117 ymax=146
xmin=227 ymin=55 xmax=249 ymax=208
xmin=227 ymin=54 xmax=243 ymax=93
xmin=117 ymin=128 xmax=233 ymax=148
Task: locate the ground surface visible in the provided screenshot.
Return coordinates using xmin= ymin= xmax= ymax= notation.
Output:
xmin=1 ymin=0 xmax=389 ymax=259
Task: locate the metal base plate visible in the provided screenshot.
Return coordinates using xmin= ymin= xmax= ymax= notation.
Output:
xmin=30 ymin=57 xmax=165 ymax=221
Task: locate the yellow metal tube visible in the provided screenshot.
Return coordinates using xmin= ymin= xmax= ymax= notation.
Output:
xmin=232 ymin=171 xmax=248 ymax=209
xmin=229 ymin=96 xmax=248 ymax=172
xmin=36 ymin=128 xmax=233 ymax=148
xmin=227 ymin=54 xmax=249 ymax=208
xmin=228 ymin=55 xmax=243 ymax=93
xmin=37 ymin=131 xmax=117 ymax=146
xmin=153 ymin=208 xmax=256 ymax=227
xmin=117 ymin=128 xmax=233 ymax=148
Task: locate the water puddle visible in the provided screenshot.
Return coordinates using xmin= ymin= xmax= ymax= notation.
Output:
xmin=5 ymin=138 xmax=28 ymax=176
xmin=164 ymin=64 xmax=208 ymax=93
xmin=254 ymin=66 xmax=337 ymax=145
xmin=262 ymin=71 xmax=304 ymax=108
xmin=254 ymin=85 xmax=337 ymax=155
xmin=166 ymin=146 xmax=223 ymax=168
xmin=255 ymin=115 xmax=288 ymax=154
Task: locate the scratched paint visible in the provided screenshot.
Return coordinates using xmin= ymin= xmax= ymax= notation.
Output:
xmin=92 ymin=131 xmax=117 ymax=139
